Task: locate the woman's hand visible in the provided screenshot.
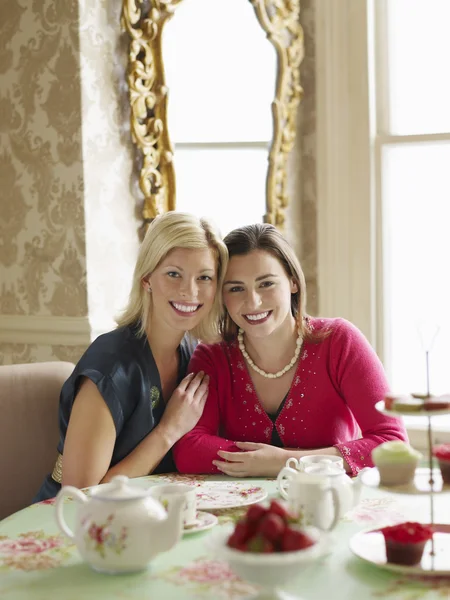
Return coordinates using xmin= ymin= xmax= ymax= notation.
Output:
xmin=158 ymin=371 xmax=209 ymax=445
xmin=213 ymin=441 xmax=288 ymax=477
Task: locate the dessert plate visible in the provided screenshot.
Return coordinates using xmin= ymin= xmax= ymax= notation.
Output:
xmin=350 ymin=524 xmax=450 ymax=576
xmin=375 ymin=400 xmax=450 ymax=418
xmin=360 ymin=467 xmax=450 ymax=495
xmin=196 ymin=482 xmax=268 ymax=510
xmin=183 ymin=511 xmax=218 ymax=535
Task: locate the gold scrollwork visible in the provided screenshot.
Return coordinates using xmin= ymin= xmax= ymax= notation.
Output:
xmin=251 ymin=0 xmax=304 ymax=228
xmin=121 ymin=0 xmax=303 ymax=231
xmin=121 ymin=1 xmax=182 ymax=226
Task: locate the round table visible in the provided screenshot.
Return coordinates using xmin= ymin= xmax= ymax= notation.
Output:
xmin=1 ymin=474 xmax=449 ymax=600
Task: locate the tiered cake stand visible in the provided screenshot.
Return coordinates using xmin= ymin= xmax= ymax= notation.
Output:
xmin=350 ymin=401 xmax=450 ymax=576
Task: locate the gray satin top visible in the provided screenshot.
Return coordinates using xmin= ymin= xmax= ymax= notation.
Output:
xmin=34 ymin=324 xmax=195 ymax=502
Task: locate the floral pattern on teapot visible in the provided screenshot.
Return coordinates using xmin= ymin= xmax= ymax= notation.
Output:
xmin=83 ymin=514 xmax=128 ymax=559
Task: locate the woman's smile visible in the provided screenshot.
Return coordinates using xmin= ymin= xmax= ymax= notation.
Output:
xmin=170 ymin=301 xmax=202 ymax=316
xmin=243 ymin=310 xmax=273 ymax=324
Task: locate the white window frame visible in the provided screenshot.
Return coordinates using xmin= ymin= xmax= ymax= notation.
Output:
xmin=315 ymin=0 xmax=450 ymax=449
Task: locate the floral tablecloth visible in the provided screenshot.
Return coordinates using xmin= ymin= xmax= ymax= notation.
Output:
xmin=0 ymin=474 xmax=449 ymax=600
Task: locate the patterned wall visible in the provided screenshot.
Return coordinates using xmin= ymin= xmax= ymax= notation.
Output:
xmin=0 ymin=0 xmax=139 ymax=365
xmin=0 ymin=0 xmax=86 ymax=318
xmin=0 ymin=0 xmax=87 ymax=364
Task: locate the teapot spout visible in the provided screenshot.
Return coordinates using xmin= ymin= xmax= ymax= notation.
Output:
xmin=155 ymin=494 xmax=184 ymax=552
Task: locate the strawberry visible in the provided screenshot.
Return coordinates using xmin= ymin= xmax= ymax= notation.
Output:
xmin=227 ymin=534 xmax=247 ymax=551
xmin=231 ymin=520 xmax=253 ymax=544
xmin=281 ymin=527 xmax=315 ymax=552
xmin=268 ymin=499 xmax=291 ymax=523
xmin=245 ymin=534 xmax=275 ymax=553
xmin=246 ymin=503 xmax=268 ymax=524
xmin=258 ymin=513 xmax=285 ymax=543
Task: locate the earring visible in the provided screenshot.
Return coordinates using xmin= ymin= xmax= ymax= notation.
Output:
xmin=147 ymin=286 xmax=152 ymax=293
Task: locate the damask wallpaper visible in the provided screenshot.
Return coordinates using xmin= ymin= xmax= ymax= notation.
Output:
xmin=0 ymin=0 xmax=86 ymax=319
xmin=0 ymin=0 xmax=139 ymax=364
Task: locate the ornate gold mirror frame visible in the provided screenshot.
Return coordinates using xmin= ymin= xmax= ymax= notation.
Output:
xmin=121 ymin=0 xmax=303 ymax=231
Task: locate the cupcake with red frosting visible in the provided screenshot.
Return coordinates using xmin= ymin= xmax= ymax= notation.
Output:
xmin=433 ymin=444 xmax=450 ymax=485
xmin=381 ymin=522 xmax=433 ymax=566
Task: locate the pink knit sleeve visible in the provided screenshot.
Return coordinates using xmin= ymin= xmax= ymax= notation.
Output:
xmin=173 ymin=344 xmax=238 ymax=474
xmin=330 ymin=319 xmax=408 ymax=475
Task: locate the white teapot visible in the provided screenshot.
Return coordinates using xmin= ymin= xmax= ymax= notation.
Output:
xmin=55 ymin=475 xmax=184 ymax=574
xmin=303 ymin=460 xmax=368 ymax=516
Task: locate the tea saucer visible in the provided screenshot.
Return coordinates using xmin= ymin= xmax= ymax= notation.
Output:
xmin=183 ymin=511 xmax=218 ymax=535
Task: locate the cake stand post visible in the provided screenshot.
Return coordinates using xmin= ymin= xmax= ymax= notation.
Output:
xmin=427 ymin=414 xmax=436 ymax=557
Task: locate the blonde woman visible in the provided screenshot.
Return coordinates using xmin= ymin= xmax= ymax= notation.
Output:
xmin=34 ymin=212 xmax=227 ymax=501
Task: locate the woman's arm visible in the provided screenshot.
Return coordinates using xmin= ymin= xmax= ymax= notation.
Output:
xmin=62 ymin=372 xmax=209 ymax=488
xmin=173 ymin=344 xmax=238 ymax=474
xmin=62 ymin=379 xmax=116 ymax=487
xmin=330 ymin=319 xmax=408 ymax=475
xmin=213 ymin=443 xmax=349 ymax=478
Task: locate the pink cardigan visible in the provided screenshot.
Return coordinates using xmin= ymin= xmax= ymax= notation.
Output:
xmin=173 ymin=318 xmax=407 ymax=476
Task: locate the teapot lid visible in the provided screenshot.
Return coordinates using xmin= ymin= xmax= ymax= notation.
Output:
xmin=90 ymin=475 xmax=153 ymax=502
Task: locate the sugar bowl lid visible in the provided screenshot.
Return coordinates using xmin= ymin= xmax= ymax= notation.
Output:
xmin=304 ymin=461 xmax=345 ymax=477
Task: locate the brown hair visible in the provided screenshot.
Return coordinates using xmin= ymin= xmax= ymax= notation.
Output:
xmin=220 ymin=223 xmax=326 ymax=343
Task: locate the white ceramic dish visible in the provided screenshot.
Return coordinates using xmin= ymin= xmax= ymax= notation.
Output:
xmin=360 ymin=467 xmax=450 ymax=495
xmin=196 ymin=482 xmax=268 ymax=510
xmin=350 ymin=524 xmax=450 ymax=576
xmin=86 ymin=480 xmax=267 ymax=510
xmin=183 ymin=511 xmax=218 ymax=535
xmin=207 ymin=525 xmax=324 ymax=600
xmin=375 ymin=400 xmax=450 ymax=418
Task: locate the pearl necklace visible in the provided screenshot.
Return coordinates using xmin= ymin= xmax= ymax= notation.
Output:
xmin=238 ymin=327 xmax=303 ymax=379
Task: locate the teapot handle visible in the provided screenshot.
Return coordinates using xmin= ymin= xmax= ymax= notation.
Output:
xmin=325 ymin=486 xmax=341 ymax=531
xmin=55 ymin=486 xmax=88 ymax=540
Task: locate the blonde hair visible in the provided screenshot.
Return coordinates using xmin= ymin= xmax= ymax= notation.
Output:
xmin=117 ymin=212 xmax=228 ymax=342
xmin=220 ymin=223 xmax=324 ymax=343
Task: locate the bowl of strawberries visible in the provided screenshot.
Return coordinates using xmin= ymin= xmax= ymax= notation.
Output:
xmin=207 ymin=500 xmax=323 ymax=599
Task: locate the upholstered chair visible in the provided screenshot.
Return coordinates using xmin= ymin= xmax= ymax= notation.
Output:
xmin=0 ymin=361 xmax=74 ymax=520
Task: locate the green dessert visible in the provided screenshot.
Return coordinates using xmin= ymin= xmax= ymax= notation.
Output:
xmin=372 ymin=441 xmax=422 ymax=486
xmin=391 ymin=397 xmax=423 ymax=412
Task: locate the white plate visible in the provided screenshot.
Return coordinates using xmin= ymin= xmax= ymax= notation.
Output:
xmin=183 ymin=511 xmax=218 ymax=535
xmin=350 ymin=524 xmax=450 ymax=576
xmin=195 ymin=482 xmax=268 ymax=510
xmin=360 ymin=467 xmax=450 ymax=495
xmin=375 ymin=400 xmax=450 ymax=418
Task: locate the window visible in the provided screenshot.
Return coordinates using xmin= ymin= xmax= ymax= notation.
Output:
xmin=315 ymin=1 xmax=450 ymax=447
xmin=162 ymin=0 xmax=276 ymax=235
xmin=374 ymin=0 xmax=450 ymax=436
